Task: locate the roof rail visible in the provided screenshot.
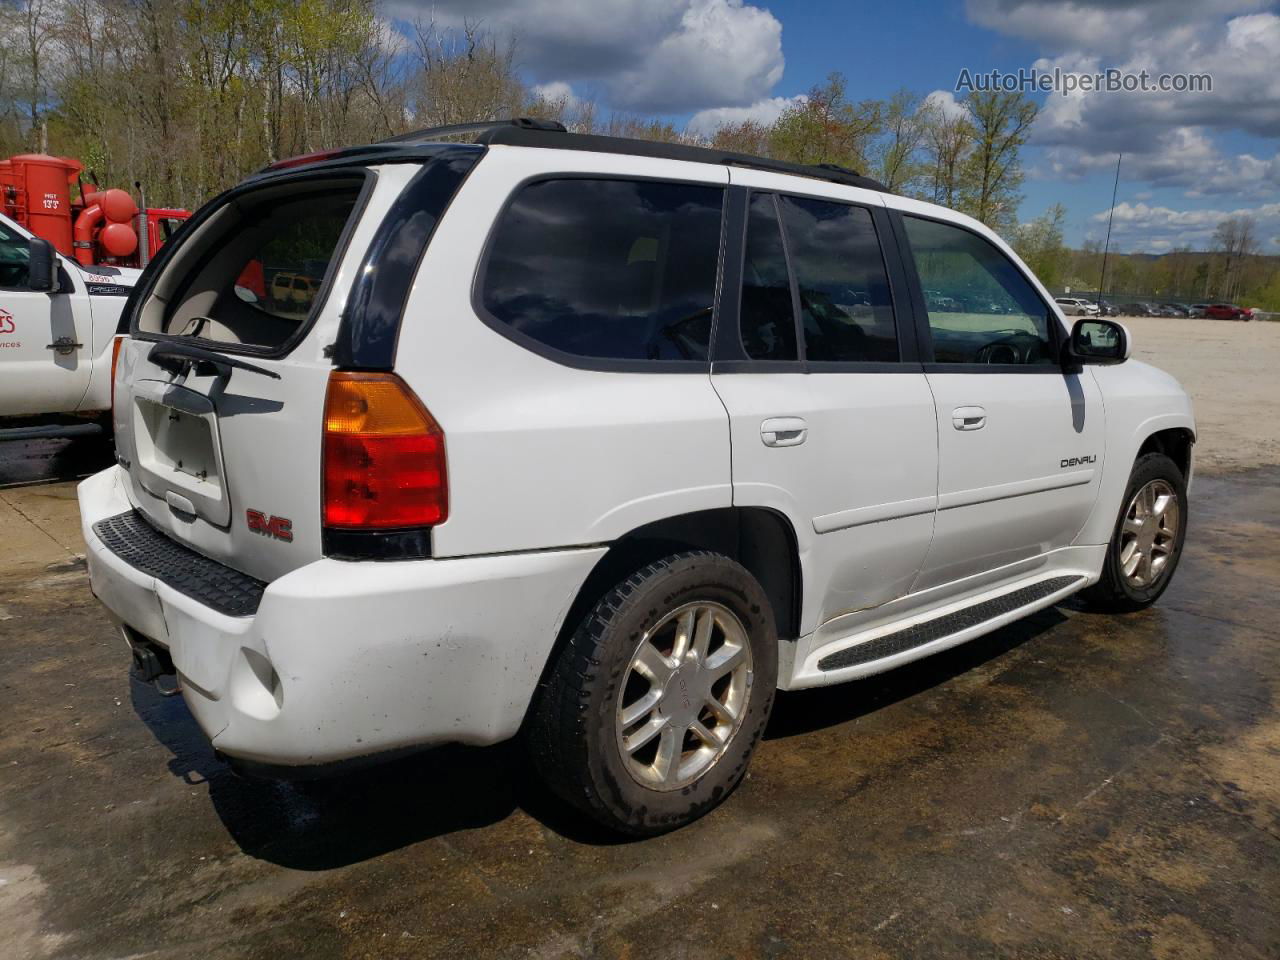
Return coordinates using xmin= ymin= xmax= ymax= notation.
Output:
xmin=365 ymin=117 xmax=889 ymax=193
xmin=379 ymin=117 xmax=567 ymax=145
xmin=471 ymin=123 xmax=890 ymax=194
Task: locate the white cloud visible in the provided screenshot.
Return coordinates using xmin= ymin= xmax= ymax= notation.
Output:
xmin=970 ymin=0 xmax=1280 ymax=249
xmin=1092 ymin=199 xmax=1280 ymax=251
xmin=687 ymin=94 xmax=806 ymax=135
xmin=532 ymin=81 xmax=579 ymax=109
xmin=1033 ymin=126 xmax=1280 ymax=199
xmin=966 ymin=0 xmax=1268 ymax=57
xmin=985 ymin=9 xmax=1280 ymax=145
xmin=389 ymin=0 xmax=786 ymax=114
xmin=922 ymin=89 xmax=970 ymax=122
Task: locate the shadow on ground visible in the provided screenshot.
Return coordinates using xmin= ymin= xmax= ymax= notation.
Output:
xmin=130 ymin=604 xmax=1068 ymax=868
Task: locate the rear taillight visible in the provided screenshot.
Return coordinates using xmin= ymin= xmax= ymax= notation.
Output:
xmin=110 ymin=335 xmax=124 ymax=414
xmin=322 ymin=372 xmax=447 ymax=530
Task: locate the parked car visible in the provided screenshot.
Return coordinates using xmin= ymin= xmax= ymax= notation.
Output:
xmin=0 ymin=211 xmax=141 ymax=440
xmin=1188 ymin=303 xmax=1209 ymax=318
xmin=79 ymin=119 xmax=1196 ymax=835
xmin=1117 ymin=302 xmax=1151 ymax=316
xmin=1054 ymin=297 xmax=1099 ymax=317
xmin=268 ymin=271 xmax=321 ymax=313
xmin=1205 ymin=303 xmax=1250 ymax=321
xmin=1161 ymin=303 xmax=1190 ymax=317
xmin=1096 ymin=300 xmax=1121 ymax=317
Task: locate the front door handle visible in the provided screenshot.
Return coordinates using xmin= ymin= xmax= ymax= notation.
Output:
xmin=952 ymin=406 xmax=986 ymax=431
xmin=761 ymin=417 xmax=807 ymax=447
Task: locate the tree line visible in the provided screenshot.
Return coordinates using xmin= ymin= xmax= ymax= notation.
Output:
xmin=1 ymin=0 xmax=1274 ymax=309
xmin=0 ymin=3 xmax=1037 ymax=222
xmin=1014 ymin=204 xmax=1279 ymax=310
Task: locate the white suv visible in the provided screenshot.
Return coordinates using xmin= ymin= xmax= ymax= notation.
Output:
xmin=79 ymin=119 xmax=1195 ymax=835
xmin=1054 ymin=297 xmax=1099 ymax=317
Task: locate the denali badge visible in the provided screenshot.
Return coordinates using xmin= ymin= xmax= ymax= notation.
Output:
xmin=246 ymin=509 xmax=293 ymax=542
xmin=1060 ymin=455 xmax=1097 ymax=468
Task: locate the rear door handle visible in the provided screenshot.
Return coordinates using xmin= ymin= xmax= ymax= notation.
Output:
xmin=761 ymin=417 xmax=807 ymax=447
xmin=952 ymin=406 xmax=986 ymax=431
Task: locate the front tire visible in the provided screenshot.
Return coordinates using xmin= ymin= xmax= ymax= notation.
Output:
xmin=526 ymin=551 xmax=777 ymax=836
xmin=1081 ymin=452 xmax=1188 ymax=612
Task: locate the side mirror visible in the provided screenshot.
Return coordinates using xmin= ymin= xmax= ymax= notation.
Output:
xmin=26 ymin=237 xmax=59 ymax=293
xmin=1065 ymin=318 xmax=1129 ymax=366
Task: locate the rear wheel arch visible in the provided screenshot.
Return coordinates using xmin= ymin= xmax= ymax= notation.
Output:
xmin=535 ymin=507 xmax=802 ymax=708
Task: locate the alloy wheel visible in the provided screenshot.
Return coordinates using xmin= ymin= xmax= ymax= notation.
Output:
xmin=615 ymin=601 xmax=754 ymax=791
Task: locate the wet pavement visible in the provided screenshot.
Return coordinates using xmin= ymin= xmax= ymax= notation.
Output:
xmin=1 ymin=438 xmax=1277 ymax=959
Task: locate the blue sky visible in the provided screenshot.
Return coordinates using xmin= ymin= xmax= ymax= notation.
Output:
xmin=394 ymin=0 xmax=1280 ymax=252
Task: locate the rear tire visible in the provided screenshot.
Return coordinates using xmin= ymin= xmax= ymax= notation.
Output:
xmin=1081 ymin=452 xmax=1188 ymax=612
xmin=526 ymin=551 xmax=777 ymax=836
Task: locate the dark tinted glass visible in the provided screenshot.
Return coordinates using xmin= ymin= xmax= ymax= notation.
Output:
xmin=777 ymin=196 xmax=898 ymax=363
xmin=482 ymin=179 xmax=723 ymax=362
xmin=904 ymin=216 xmax=1054 ymax=365
xmin=740 ymin=193 xmax=798 ymax=361
xmin=0 ymin=221 xmax=31 ymax=288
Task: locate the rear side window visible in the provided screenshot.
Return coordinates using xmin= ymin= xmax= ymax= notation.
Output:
xmin=903 ymin=216 xmax=1055 ymax=366
xmin=481 ymin=178 xmax=724 ymax=363
xmin=777 ymin=195 xmax=898 ymax=363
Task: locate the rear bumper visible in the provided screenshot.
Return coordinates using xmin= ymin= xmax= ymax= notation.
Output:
xmin=79 ymin=466 xmax=605 ymax=767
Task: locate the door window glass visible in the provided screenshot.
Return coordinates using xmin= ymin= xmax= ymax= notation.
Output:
xmin=904 ymin=216 xmax=1055 ymax=365
xmin=0 ymin=223 xmax=30 ymax=289
xmin=482 ymin=178 xmax=723 ymax=362
xmin=778 ymin=196 xmax=898 ymax=363
xmin=739 ymin=193 xmax=798 ymax=361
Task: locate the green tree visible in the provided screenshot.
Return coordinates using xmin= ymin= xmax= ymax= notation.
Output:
xmin=958 ymin=90 xmax=1037 ymax=232
xmin=1013 ymin=203 xmax=1067 ymax=288
xmin=918 ymin=96 xmax=973 ymax=207
xmin=871 ymin=89 xmax=927 ymax=191
xmin=769 ymin=73 xmax=882 ymax=172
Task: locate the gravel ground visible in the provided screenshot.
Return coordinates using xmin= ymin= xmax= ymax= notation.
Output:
xmin=0 ymin=317 xmax=1277 ymax=959
xmin=1121 ymin=316 xmax=1280 ymax=474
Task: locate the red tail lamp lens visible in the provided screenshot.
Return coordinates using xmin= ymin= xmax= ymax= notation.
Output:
xmin=322 ymin=372 xmax=447 ymax=529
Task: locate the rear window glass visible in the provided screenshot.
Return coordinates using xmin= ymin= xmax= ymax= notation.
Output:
xmin=146 ymin=181 xmax=362 ymax=349
xmin=481 ymin=178 xmax=724 ymax=363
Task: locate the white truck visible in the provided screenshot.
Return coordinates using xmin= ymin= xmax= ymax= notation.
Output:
xmin=0 ymin=211 xmax=140 ymax=440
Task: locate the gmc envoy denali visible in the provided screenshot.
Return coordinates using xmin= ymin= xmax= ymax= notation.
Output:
xmin=79 ymin=119 xmax=1194 ymax=835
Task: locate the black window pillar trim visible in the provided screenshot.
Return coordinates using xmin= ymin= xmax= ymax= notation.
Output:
xmin=886 ymin=208 xmax=935 ymax=365
xmin=708 ymin=185 xmax=746 ymax=363
xmin=770 ymin=192 xmax=809 ymax=365
xmin=332 ymin=145 xmax=484 ymax=370
xmin=872 ymin=206 xmax=922 ymax=365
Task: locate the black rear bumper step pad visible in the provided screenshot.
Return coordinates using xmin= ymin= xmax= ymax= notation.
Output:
xmin=817 ymin=575 xmax=1085 ymax=672
xmin=92 ymin=510 xmax=266 ymax=618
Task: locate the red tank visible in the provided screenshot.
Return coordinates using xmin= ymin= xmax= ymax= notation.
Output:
xmin=0 ymin=152 xmax=190 ymax=267
xmin=0 ymin=153 xmax=81 ymax=256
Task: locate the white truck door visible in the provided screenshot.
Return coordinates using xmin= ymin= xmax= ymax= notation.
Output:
xmin=0 ymin=218 xmax=93 ymax=417
xmin=898 ymin=213 xmax=1106 ymax=592
xmin=710 ymin=184 xmax=939 ymax=641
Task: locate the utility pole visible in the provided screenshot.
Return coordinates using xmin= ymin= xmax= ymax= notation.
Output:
xmin=1098 ymin=153 xmax=1122 ymax=305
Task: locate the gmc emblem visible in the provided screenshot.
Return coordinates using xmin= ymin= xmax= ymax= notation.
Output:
xmin=246 ymin=509 xmax=293 ymax=542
